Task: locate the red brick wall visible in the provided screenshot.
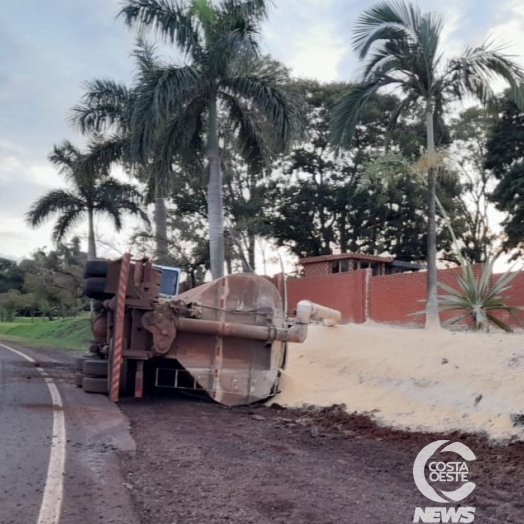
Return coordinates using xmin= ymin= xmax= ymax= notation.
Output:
xmin=368 ymin=265 xmax=484 ymax=327
xmin=285 ymin=270 xmax=368 ymax=323
xmin=490 ymin=271 xmax=524 ymax=328
xmin=272 ymin=265 xmax=524 ymax=328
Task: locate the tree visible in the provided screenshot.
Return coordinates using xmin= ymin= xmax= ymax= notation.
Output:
xmin=0 ymin=258 xmax=24 ymax=294
xmin=485 ymin=96 xmax=524 ymax=251
xmin=27 ymin=141 xmax=148 ymax=260
xmin=118 ymin=0 xmax=301 ymax=278
xmin=265 ymin=81 xmax=461 ymax=261
xmin=71 ymin=40 xmax=175 ymax=264
xmin=0 ymin=239 xmax=89 ymax=321
xmin=331 ymin=0 xmax=524 ymax=329
xmin=450 ymin=107 xmax=499 ymax=262
xmin=20 ymin=240 xmax=87 ymax=318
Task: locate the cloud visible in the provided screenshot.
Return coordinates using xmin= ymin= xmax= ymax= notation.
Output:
xmin=264 ymin=0 xmax=346 ymax=82
xmin=1 ymin=0 xmax=524 ymax=261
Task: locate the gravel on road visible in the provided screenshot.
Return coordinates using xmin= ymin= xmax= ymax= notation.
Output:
xmin=119 ymin=397 xmax=524 ymax=524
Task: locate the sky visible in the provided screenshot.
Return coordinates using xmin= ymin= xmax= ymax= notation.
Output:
xmin=1 ymin=0 xmax=524 ymax=262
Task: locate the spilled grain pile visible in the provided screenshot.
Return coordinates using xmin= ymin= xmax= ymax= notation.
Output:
xmin=275 ymin=323 xmax=524 ymax=441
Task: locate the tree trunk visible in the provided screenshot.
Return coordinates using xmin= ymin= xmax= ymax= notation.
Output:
xmin=248 ymin=233 xmax=256 ymax=272
xmin=154 ymin=196 xmax=169 ymax=264
xmin=425 ymin=106 xmax=441 ymax=329
xmin=87 ymin=207 xmax=97 ymax=261
xmin=207 ymin=94 xmax=225 ymax=279
xmin=225 ymin=243 xmax=233 ymax=275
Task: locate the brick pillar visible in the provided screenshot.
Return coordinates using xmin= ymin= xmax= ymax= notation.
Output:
xmin=364 ymin=268 xmax=372 ymax=322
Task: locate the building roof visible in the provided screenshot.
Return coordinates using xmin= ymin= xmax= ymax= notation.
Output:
xmin=391 ymin=260 xmax=425 ymax=270
xmin=300 ymin=253 xmax=394 ymax=265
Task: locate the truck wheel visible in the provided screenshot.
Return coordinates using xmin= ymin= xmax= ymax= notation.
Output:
xmin=75 ymin=355 xmax=91 ymax=371
xmin=83 ymin=277 xmax=109 ymax=300
xmin=82 ymin=377 xmax=108 ymax=394
xmin=74 ymin=373 xmax=84 ymax=387
xmin=84 ymin=260 xmax=109 ymax=278
xmin=82 ymin=359 xmax=108 ymax=377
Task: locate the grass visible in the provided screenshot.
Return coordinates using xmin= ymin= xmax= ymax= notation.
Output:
xmin=0 ymin=315 xmax=92 ymax=351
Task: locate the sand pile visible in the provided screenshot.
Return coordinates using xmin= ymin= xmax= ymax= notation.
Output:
xmin=274 ymin=323 xmax=524 ymax=441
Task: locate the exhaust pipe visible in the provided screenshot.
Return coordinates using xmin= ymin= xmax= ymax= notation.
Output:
xmin=288 ymin=300 xmax=342 ymax=343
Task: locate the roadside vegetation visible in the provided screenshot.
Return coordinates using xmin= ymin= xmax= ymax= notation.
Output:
xmin=5 ymin=0 xmax=524 ymax=334
xmin=0 ymin=240 xmax=84 ymax=312
xmin=0 ymin=316 xmax=91 ymax=351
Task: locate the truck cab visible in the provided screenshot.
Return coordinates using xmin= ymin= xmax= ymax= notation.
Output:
xmin=153 ymin=265 xmax=181 ymax=299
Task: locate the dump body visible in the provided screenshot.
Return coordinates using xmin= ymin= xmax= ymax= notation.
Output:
xmin=82 ymin=255 xmax=340 ymax=406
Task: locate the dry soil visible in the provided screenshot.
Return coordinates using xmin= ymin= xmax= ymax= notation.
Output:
xmin=119 ymin=397 xmax=524 ymax=524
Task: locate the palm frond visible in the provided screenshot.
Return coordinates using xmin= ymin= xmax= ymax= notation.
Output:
xmin=209 ymin=19 xmax=261 ymax=75
xmin=94 ymin=179 xmax=150 ymax=228
xmin=129 ymin=63 xmax=202 ymax=163
xmin=218 ymin=0 xmax=272 ymax=23
xmin=48 ymin=141 xmax=82 ymax=180
xmin=154 ymin=95 xmax=208 ymax=179
xmin=220 ymin=92 xmax=269 ymax=170
xmin=386 ymin=92 xmax=419 ymax=139
xmin=76 ymin=78 xmax=130 ymax=109
xmin=102 ymin=206 xmax=123 ymax=231
xmin=189 ymin=0 xmax=214 ymax=30
xmin=417 ymin=11 xmax=444 ymax=78
xmin=52 ymin=208 xmax=84 ymax=243
xmin=118 ymin=0 xmax=203 ymax=60
xmin=26 ymin=190 xmax=85 ymax=228
xmin=362 ymin=43 xmax=400 ymax=80
xmin=70 ymin=79 xmax=132 ymax=133
xmin=353 ymin=0 xmax=422 ymax=59
xmin=330 ymin=81 xmax=386 ymax=148
xmin=82 ymin=134 xmax=130 ymax=174
xmin=132 ymin=35 xmax=160 ymax=74
xmin=220 ymin=70 xmax=302 ymax=144
xmin=447 ymin=40 xmax=524 ymax=107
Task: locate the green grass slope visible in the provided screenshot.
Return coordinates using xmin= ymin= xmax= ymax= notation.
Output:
xmin=0 ymin=316 xmax=92 ymax=351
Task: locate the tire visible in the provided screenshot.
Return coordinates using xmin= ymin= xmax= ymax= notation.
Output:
xmin=82 ymin=376 xmax=108 ymax=394
xmin=84 ymin=260 xmax=109 ymax=279
xmin=82 ymin=359 xmax=108 ymax=377
xmin=74 ymin=373 xmax=84 ymax=387
xmin=83 ymin=277 xmax=109 ymax=300
xmin=75 ymin=355 xmax=91 ymax=371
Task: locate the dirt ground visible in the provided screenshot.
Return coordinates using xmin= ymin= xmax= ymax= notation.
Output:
xmin=118 ymin=395 xmax=524 ymax=524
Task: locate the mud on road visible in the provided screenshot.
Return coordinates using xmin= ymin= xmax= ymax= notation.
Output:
xmin=118 ymin=398 xmax=524 ymax=524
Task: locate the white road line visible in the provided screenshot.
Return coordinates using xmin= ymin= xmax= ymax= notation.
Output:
xmin=0 ymin=343 xmax=66 ymax=524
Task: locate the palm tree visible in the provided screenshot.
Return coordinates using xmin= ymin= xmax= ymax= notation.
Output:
xmin=71 ymin=40 xmax=174 ymax=264
xmin=330 ymin=0 xmax=524 ymax=329
xmin=117 ymin=0 xmax=300 ymax=279
xmin=27 ymin=140 xmax=148 ymax=260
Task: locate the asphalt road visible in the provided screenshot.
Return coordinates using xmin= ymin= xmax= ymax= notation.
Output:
xmin=0 ymin=342 xmax=140 ymax=524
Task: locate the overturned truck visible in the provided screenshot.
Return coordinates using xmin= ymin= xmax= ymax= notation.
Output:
xmin=78 ymin=254 xmax=341 ymax=407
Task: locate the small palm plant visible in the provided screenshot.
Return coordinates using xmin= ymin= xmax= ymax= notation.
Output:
xmin=436 ymin=199 xmax=524 ymax=332
xmin=438 ymin=259 xmax=524 ymax=332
